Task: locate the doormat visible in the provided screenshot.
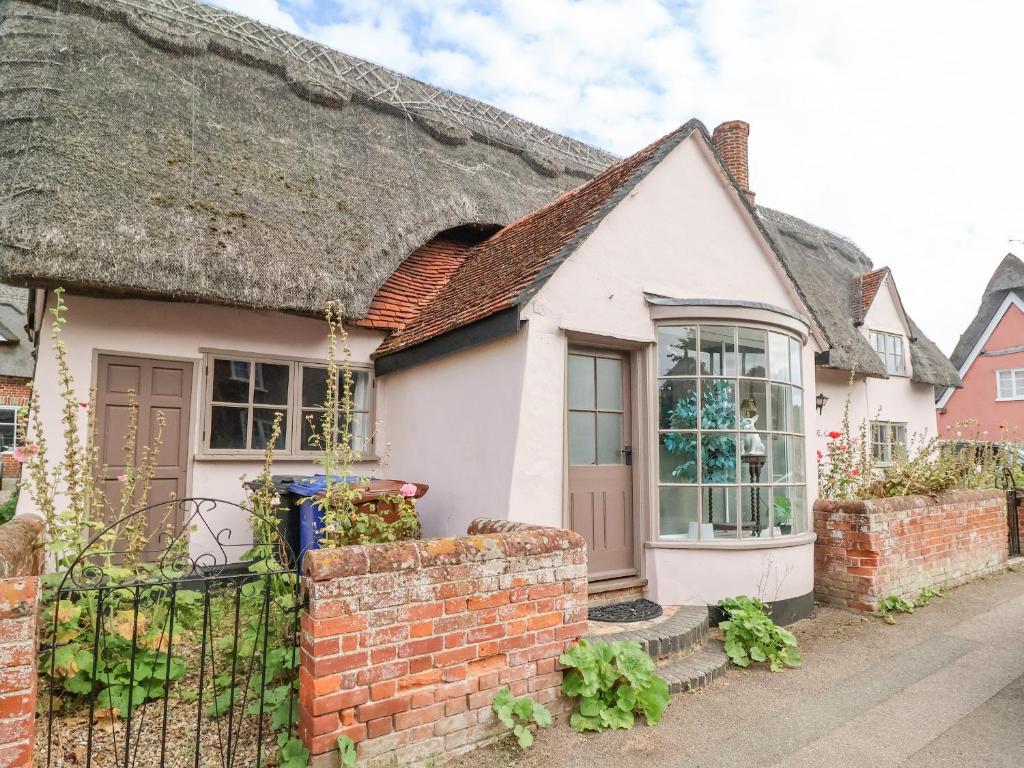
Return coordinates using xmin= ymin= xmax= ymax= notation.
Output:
xmin=588 ymin=598 xmax=663 ymax=623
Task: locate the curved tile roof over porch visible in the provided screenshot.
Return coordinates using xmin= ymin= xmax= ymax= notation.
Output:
xmin=0 ymin=0 xmax=616 ymax=318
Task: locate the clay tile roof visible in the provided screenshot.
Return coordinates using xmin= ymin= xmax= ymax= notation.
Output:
xmin=855 ymin=267 xmax=889 ymax=320
xmin=355 ymin=237 xmax=473 ymax=331
xmin=374 ymin=120 xmax=707 ymax=359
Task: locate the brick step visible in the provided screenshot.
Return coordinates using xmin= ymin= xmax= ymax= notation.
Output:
xmin=582 ymin=605 xmax=710 ymax=662
xmin=655 ymin=641 xmax=730 ymax=693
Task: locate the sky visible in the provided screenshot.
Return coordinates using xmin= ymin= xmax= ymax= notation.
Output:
xmin=210 ymin=0 xmax=1024 ymax=355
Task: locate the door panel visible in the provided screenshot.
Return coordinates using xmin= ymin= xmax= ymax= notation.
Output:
xmin=95 ymin=355 xmax=193 ymax=557
xmin=567 ymin=350 xmax=635 ymax=580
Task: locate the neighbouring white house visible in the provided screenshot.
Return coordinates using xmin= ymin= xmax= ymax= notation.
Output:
xmin=1 ymin=0 xmax=958 ymax=621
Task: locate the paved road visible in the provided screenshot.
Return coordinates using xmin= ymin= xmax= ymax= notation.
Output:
xmin=455 ymin=567 xmax=1024 ymax=768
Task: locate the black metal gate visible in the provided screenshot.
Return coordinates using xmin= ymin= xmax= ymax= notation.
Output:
xmin=1000 ymin=468 xmax=1022 ymax=558
xmin=40 ymin=499 xmax=303 ymax=768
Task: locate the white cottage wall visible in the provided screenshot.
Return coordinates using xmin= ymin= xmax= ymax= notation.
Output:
xmin=19 ymin=293 xmax=386 ymax=556
xmin=516 ymin=135 xmax=818 ymax=607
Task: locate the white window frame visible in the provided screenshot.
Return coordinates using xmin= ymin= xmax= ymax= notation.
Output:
xmin=871 ymin=421 xmax=907 ymax=466
xmin=201 ymin=352 xmax=375 ymax=457
xmin=0 ymin=406 xmax=17 ymax=454
xmin=995 ymin=369 xmax=1024 ymax=401
xmin=869 ymin=330 xmax=907 ymax=376
xmin=655 ymin=322 xmax=807 ymax=543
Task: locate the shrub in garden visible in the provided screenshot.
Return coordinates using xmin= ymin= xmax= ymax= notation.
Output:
xmin=718 ymin=596 xmax=800 ymax=672
xmin=559 ymin=639 xmax=670 ymax=732
xmin=492 ymin=688 xmax=552 ymax=748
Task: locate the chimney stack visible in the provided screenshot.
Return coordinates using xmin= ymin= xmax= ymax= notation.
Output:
xmin=712 ymin=120 xmax=754 ymax=206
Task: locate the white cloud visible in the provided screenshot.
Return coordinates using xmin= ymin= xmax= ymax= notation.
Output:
xmin=206 ymin=0 xmax=1024 ymax=353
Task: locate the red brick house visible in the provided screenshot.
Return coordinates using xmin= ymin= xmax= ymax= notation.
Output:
xmin=0 ymin=285 xmax=32 ymax=483
xmin=938 ymin=253 xmax=1024 ymax=437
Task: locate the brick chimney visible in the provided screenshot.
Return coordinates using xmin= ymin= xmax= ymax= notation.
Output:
xmin=711 ymin=120 xmax=754 ymax=206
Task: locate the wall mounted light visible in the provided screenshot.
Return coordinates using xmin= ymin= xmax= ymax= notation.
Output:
xmin=815 ymin=393 xmax=829 ymax=415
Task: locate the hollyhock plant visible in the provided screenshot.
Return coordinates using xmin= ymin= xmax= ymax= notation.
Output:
xmin=399 ymin=483 xmax=418 ymax=498
xmin=12 ymin=443 xmax=39 ymax=463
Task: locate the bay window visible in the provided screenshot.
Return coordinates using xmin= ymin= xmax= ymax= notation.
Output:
xmin=204 ymin=354 xmax=373 ymax=456
xmin=657 ymin=324 xmax=807 ymax=541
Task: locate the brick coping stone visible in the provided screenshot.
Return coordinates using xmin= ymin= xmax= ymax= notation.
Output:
xmin=0 ymin=516 xmax=44 ymax=579
xmin=303 ymin=518 xmax=586 ymax=581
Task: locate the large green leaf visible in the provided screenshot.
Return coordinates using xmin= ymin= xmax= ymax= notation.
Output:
xmin=637 ymin=676 xmax=670 ymax=725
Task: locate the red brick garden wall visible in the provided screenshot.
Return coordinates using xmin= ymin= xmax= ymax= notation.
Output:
xmin=298 ymin=519 xmax=587 ymax=768
xmin=814 ymin=490 xmax=1007 ymax=611
xmin=0 ymin=516 xmax=44 ymax=768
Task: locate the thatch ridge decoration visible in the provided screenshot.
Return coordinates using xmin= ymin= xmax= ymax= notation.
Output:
xmin=25 ymin=0 xmax=617 ymax=177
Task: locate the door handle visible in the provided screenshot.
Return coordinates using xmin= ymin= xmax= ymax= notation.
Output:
xmin=622 ymin=446 xmax=633 ymax=466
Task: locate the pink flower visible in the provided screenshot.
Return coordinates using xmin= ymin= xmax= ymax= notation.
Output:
xmin=852 ymin=469 xmax=860 ymax=477
xmin=116 ymin=474 xmax=127 ymax=483
xmin=12 ymin=443 xmax=38 ymax=463
xmin=816 ymin=450 xmax=823 ymax=461
xmin=269 ymin=496 xmax=281 ymax=507
xmin=399 ymin=483 xmax=418 ymax=498
xmin=79 ymin=401 xmax=89 ymax=409
xmin=827 ymin=431 xmax=842 ymax=440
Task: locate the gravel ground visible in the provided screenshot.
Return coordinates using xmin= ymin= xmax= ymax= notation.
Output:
xmin=452 ymin=566 xmax=1024 ymax=768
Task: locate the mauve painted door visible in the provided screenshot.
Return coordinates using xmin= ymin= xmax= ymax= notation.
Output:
xmin=567 ymin=350 xmax=635 ymax=580
xmin=95 ymin=355 xmax=193 ymax=554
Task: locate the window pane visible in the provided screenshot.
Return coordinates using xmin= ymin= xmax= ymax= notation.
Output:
xmin=790 ymin=436 xmax=806 ymax=482
xmin=212 ymin=360 xmax=250 ymax=403
xmin=776 ymin=486 xmax=806 ymax=534
xmin=659 ymin=486 xmax=699 ymax=538
xmin=789 ymin=337 xmax=802 ymax=386
xmin=885 ymin=333 xmax=896 ymax=354
xmin=789 ymin=386 xmax=804 ymax=433
xmin=210 ymin=405 xmax=248 ymax=449
xmin=349 ymin=370 xmax=371 ymax=411
xmin=738 ymin=328 xmax=767 ymax=377
xmin=1014 ymin=370 xmax=1024 ymax=397
xmin=660 ymin=432 xmax=697 ymax=483
xmin=597 ymin=413 xmax=622 ymax=464
xmin=302 ymin=367 xmax=328 ymax=408
xmin=252 ymin=363 xmax=289 ymax=405
xmin=350 ymin=412 xmax=371 ymax=453
xmin=738 ymin=380 xmax=767 ymax=431
xmin=741 ymin=486 xmax=771 ymax=538
xmin=251 ymin=408 xmax=286 ymax=450
xmin=0 ymin=410 xmax=16 ymax=426
xmin=699 ymin=326 xmax=736 ymax=376
xmin=772 ymin=435 xmax=792 ymax=483
xmin=770 ymin=383 xmax=789 ymax=432
xmin=0 ymin=424 xmax=14 ymax=453
xmin=595 ymin=357 xmax=622 ymax=411
xmin=659 ymin=379 xmax=697 ymax=429
xmin=740 ymin=440 xmax=769 ymax=481
xmin=658 ymin=326 xmax=697 ymax=376
xmin=300 ymin=410 xmax=319 ymax=450
xmin=701 ymin=379 xmax=736 ymax=429
xmin=701 ymin=434 xmax=737 ymax=483
xmin=768 ymin=333 xmax=790 ymax=381
xmin=568 ymin=355 xmax=595 ymax=410
xmin=568 ymin=411 xmax=596 ymax=465
xmin=704 ymin=486 xmax=738 ymax=538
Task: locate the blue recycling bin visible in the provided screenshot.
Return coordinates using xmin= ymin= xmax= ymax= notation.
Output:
xmin=289 ymin=475 xmax=362 ymax=563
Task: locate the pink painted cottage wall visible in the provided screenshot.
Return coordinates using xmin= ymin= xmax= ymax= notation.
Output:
xmin=940 ymin=302 xmax=1024 ymax=438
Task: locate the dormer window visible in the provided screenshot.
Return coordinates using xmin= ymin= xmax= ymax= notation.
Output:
xmin=869 ymin=330 xmax=906 ymax=375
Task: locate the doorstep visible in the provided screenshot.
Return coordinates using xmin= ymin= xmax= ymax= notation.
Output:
xmin=584 ymin=603 xmax=729 ymax=693
xmin=587 ymin=576 xmax=648 ymax=608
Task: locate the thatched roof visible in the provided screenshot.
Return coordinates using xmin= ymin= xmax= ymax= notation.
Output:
xmin=757 ymin=207 xmax=959 ymax=389
xmin=949 ymin=253 xmax=1024 ymax=370
xmin=0 ymin=0 xmax=615 ymax=317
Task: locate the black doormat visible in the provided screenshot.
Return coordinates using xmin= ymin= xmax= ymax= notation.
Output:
xmin=588 ymin=598 xmax=663 ymax=623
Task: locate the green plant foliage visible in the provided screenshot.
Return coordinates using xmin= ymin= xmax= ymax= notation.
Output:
xmin=875 ymin=594 xmax=916 ymax=624
xmin=558 ymin=639 xmax=669 ymax=733
xmin=662 ymin=379 xmax=738 ymax=483
xmin=915 ymin=585 xmax=946 ymax=607
xmin=337 ymin=734 xmax=357 ymax=766
xmin=492 ymin=687 xmax=552 ymax=748
xmin=718 ymin=596 xmax=800 ymax=672
xmin=0 ymin=490 xmax=17 ymax=526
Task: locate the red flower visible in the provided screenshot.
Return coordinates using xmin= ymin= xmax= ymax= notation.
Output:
xmin=852 ymin=469 xmax=860 ymax=476
xmin=816 ymin=450 xmax=823 ymax=461
xmin=827 ymin=431 xmax=842 ymax=440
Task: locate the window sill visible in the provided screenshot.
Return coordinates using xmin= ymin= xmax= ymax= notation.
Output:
xmin=194 ymin=453 xmax=381 ymax=463
xmin=645 ymin=532 xmax=816 ymax=550
xmin=995 ymin=396 xmax=1024 ymax=402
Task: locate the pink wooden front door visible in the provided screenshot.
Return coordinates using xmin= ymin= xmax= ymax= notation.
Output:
xmin=567 ymin=349 xmax=636 ymax=580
